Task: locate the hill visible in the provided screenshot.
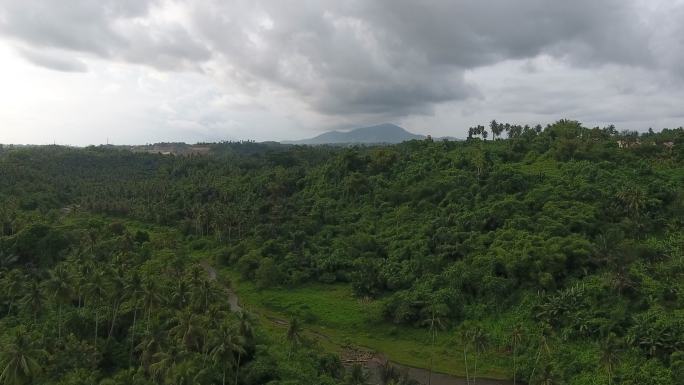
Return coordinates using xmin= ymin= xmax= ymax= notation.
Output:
xmin=283 ymin=123 xmax=425 ymax=144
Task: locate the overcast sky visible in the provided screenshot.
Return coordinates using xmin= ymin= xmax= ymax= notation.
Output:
xmin=1 ymin=0 xmax=683 ymax=145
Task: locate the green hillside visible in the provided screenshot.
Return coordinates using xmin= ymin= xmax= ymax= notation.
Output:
xmin=1 ymin=120 xmax=682 ymax=385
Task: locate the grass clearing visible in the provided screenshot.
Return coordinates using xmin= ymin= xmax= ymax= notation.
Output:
xmin=220 ymin=268 xmax=512 ymax=380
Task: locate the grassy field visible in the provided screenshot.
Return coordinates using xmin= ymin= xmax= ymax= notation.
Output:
xmin=218 ymin=268 xmax=512 ymax=380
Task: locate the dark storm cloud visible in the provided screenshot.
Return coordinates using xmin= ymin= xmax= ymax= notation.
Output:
xmin=356 ymin=0 xmax=649 ymax=67
xmin=183 ymin=0 xmax=656 ymax=116
xmin=0 ymin=0 xmax=679 ymax=119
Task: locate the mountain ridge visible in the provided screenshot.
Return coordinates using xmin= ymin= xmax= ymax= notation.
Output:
xmin=282 ymin=123 xmax=425 ymax=144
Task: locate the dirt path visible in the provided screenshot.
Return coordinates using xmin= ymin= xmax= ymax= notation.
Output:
xmin=201 ymin=262 xmax=242 ymax=312
xmin=201 ymin=262 xmax=513 ymax=385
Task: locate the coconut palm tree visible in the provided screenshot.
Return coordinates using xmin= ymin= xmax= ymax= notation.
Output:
xmin=510 ymin=324 xmax=524 ymax=385
xmin=209 ymin=322 xmax=246 ymax=385
xmin=20 ymin=281 xmax=45 ymax=325
xmin=44 ymin=266 xmax=73 ymax=339
xmin=470 ymin=326 xmax=489 ymax=385
xmin=186 ymin=264 xmax=205 ymax=289
xmin=193 ymin=279 xmax=221 ymax=313
xmin=236 ymin=310 xmax=256 ymax=341
xmin=67 ymin=254 xmax=93 ymax=307
xmin=345 ymin=364 xmax=370 ymax=385
xmin=86 ymin=269 xmax=107 ymax=343
xmin=169 ymin=309 xmax=203 ymax=351
xmin=150 ymin=345 xmax=185 ymax=384
xmin=286 ymin=317 xmax=303 ymax=355
xmin=378 ymin=360 xmax=399 ymax=385
xmin=529 ymin=323 xmax=553 ymax=383
xmin=457 ymin=325 xmax=471 ymax=385
xmin=135 ymin=326 xmax=166 ymax=372
xmin=126 ymin=272 xmax=144 ymax=364
xmin=421 ymin=301 xmax=447 ymax=385
xmin=534 ymin=364 xmax=558 ymax=385
xmin=233 ymin=310 xmax=256 ymax=384
xmin=107 ymin=268 xmax=126 ymax=340
xmin=2 ymin=269 xmax=25 ymax=317
xmin=600 ymin=335 xmax=622 ymax=385
xmin=142 ymin=279 xmax=164 ymax=332
xmin=0 ymin=329 xmax=46 ymax=385
xmin=171 ymin=280 xmax=191 ymax=309
xmin=615 ymin=186 xmax=647 ymax=219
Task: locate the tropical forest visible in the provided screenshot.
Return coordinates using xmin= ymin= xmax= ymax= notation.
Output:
xmin=1 ymin=120 xmax=683 ymax=385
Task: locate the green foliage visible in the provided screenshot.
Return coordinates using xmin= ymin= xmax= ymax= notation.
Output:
xmin=1 ymin=121 xmax=682 ymax=384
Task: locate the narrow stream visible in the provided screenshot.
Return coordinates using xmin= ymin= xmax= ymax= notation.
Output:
xmin=202 ymin=263 xmax=513 ymax=385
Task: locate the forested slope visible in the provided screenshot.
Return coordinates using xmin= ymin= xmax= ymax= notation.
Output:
xmin=1 ymin=120 xmax=683 ymax=384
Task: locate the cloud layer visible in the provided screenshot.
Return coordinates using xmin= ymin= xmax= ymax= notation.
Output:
xmin=0 ymin=0 xmax=683 ymax=144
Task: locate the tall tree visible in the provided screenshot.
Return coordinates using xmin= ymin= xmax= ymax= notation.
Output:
xmin=286 ymin=317 xmax=303 ymax=356
xmin=470 ymin=326 xmax=489 ymax=385
xmin=421 ymin=301 xmax=447 ymax=385
xmin=142 ymin=279 xmax=163 ymax=332
xmin=510 ymin=324 xmax=524 ymax=385
xmin=345 ymin=364 xmax=369 ymax=385
xmin=210 ymin=322 xmax=245 ymax=385
xmin=600 ymin=335 xmax=621 ymax=385
xmin=169 ymin=309 xmax=203 ymax=351
xmin=86 ymin=269 xmax=107 ymax=343
xmin=2 ymin=269 xmax=24 ymax=317
xmin=126 ymin=272 xmax=144 ymax=365
xmin=0 ymin=329 xmax=46 ymax=385
xmin=20 ymin=281 xmax=45 ymax=325
xmin=44 ymin=266 xmax=73 ymax=339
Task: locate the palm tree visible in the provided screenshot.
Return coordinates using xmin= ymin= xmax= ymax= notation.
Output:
xmin=69 ymin=254 xmax=93 ymax=307
xmin=615 ymin=186 xmax=647 ymax=219
xmin=2 ymin=269 xmax=25 ymax=317
xmin=534 ymin=364 xmax=558 ymax=385
xmin=142 ymin=279 xmax=163 ymax=332
xmin=206 ymin=306 xmax=229 ymax=331
xmin=20 ymin=281 xmax=45 ymax=325
xmin=209 ymin=322 xmax=245 ymax=385
xmin=107 ymin=268 xmax=126 ymax=340
xmin=193 ymin=279 xmax=221 ymax=313
xmin=378 ymin=360 xmax=399 ymax=385
xmin=169 ymin=309 xmax=203 ymax=351
xmin=186 ymin=264 xmax=205 ymax=289
xmin=234 ymin=310 xmax=256 ymax=385
xmin=529 ymin=323 xmax=553 ymax=383
xmin=236 ymin=310 xmax=256 ymax=341
xmin=457 ymin=325 xmax=471 ymax=385
xmin=149 ymin=345 xmax=184 ymax=384
xmin=0 ymin=329 xmax=46 ymax=385
xmin=345 ymin=364 xmax=370 ymax=385
xmin=135 ymin=326 xmax=165 ymax=371
xmin=44 ymin=266 xmax=73 ymax=339
xmin=421 ymin=302 xmax=447 ymax=385
xmin=510 ymin=324 xmax=524 ymax=385
xmin=470 ymin=326 xmax=489 ymax=385
xmin=286 ymin=317 xmax=303 ymax=355
xmin=126 ymin=272 xmax=144 ymax=364
xmin=171 ymin=280 xmax=190 ymax=309
xmin=600 ymin=335 xmax=621 ymax=385
xmin=86 ymin=269 xmax=107 ymax=343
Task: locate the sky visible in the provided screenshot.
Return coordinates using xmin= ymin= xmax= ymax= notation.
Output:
xmin=0 ymin=0 xmax=683 ymax=145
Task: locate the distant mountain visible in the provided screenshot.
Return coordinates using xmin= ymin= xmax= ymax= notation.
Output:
xmin=283 ymin=123 xmax=425 ymax=145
